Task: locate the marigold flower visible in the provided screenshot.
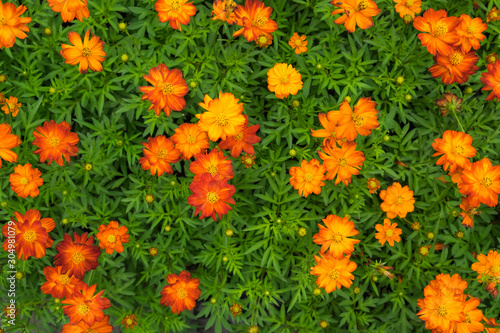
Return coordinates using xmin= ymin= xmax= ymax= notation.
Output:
xmin=289 ymin=159 xmax=326 ymax=198
xmin=336 ymin=97 xmax=379 ymax=141
xmin=330 ymin=0 xmax=381 ymax=33
xmin=139 ymin=135 xmax=181 ymax=176
xmin=366 ymin=178 xmax=380 ymax=193
xmin=310 ymin=252 xmax=357 ymax=293
xmin=233 ymin=0 xmax=278 ymax=42
xmin=318 ymin=141 xmax=365 ymax=186
xmin=171 ymin=123 xmax=209 ymax=160
xmin=471 ymin=250 xmax=500 ymax=284
xmin=487 ymin=7 xmax=500 ymax=23
xmin=32 ymin=120 xmax=80 ymax=166
xmin=429 ymin=49 xmax=479 ymax=85
xmin=212 ymin=0 xmax=237 ymax=24
xmin=375 ymin=219 xmax=402 ymax=246
xmin=219 ymin=115 xmax=260 ymax=158
xmin=189 ymin=148 xmax=234 ymax=182
xmin=481 ymin=60 xmax=500 ymax=101
xmin=432 ymin=130 xmax=476 ymax=173
xmin=0 ymin=1 xmax=31 ymax=49
xmin=62 ymin=283 xmax=111 ymax=326
xmin=311 ymin=111 xmax=341 ymax=144
xmin=455 ymin=14 xmax=487 ymax=53
xmin=255 ymin=33 xmax=272 ymax=48
xmin=417 ymin=290 xmax=465 ymax=331
xmin=188 ymin=173 xmax=236 ymax=221
xmin=46 ymin=0 xmax=90 ymax=22
xmin=54 ymin=232 xmax=101 ymax=279
xmin=241 ymin=154 xmax=256 ymax=168
xmin=155 ymin=0 xmax=196 ymax=31
xmin=139 ymin=64 xmax=188 ymax=117
xmin=122 ymin=314 xmax=138 ymax=329
xmin=96 ymin=221 xmax=129 ymax=255
xmin=459 ymin=158 xmax=500 ymax=207
xmin=9 ymin=164 xmax=43 ymax=198
xmin=160 ymin=271 xmax=201 ymax=314
xmin=413 ymin=9 xmax=460 ymax=56
xmin=0 ymin=123 xmax=21 ymax=169
xmin=379 ymin=182 xmax=415 ymax=219
xmin=312 ymin=214 xmax=360 ymax=257
xmin=393 ymin=0 xmax=421 ymax=19
xmin=60 ymin=30 xmax=106 ymax=73
xmin=196 ymin=92 xmax=245 ymax=141
xmin=460 ymin=196 xmax=480 ymax=228
xmin=1 ymin=96 xmax=20 ymax=117
xmin=41 ymin=266 xmax=86 ymax=299
xmin=435 ymin=92 xmax=462 ymax=116
xmin=289 ymin=33 xmax=307 ymax=54
xmin=267 ymin=63 xmax=303 ymax=99
xmin=61 ymin=315 xmax=113 ymax=333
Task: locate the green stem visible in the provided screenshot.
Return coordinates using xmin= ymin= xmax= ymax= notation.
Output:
xmin=452 ymin=108 xmax=465 ymax=132
xmin=125 ymin=30 xmax=147 ymax=65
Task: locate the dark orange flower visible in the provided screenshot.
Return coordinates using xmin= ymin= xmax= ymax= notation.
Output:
xmin=60 ymin=30 xmax=106 ymax=73
xmin=188 ymin=173 xmax=236 ymax=221
xmin=61 ymin=315 xmax=113 ymax=333
xmin=366 ymin=178 xmax=380 ymax=193
xmin=0 ymin=1 xmax=31 ymax=49
xmin=96 ymin=221 xmax=129 ymax=254
xmin=212 ymin=0 xmax=237 ymax=24
xmin=319 ymin=141 xmax=364 ymax=186
xmin=487 ymin=7 xmax=500 ymax=23
xmin=139 ymin=64 xmax=188 ymax=117
xmin=432 ymin=130 xmax=476 ymax=172
xmin=311 ymin=111 xmax=341 ymax=144
xmin=32 ymin=120 xmax=80 ymax=166
xmin=139 ymin=135 xmax=181 ymax=176
xmin=233 ymin=0 xmax=278 ymax=42
xmin=486 ymin=53 xmax=498 ymax=65
xmin=481 ymin=60 xmax=500 ymax=101
xmin=459 ymin=158 xmax=500 ymax=207
xmin=393 ymin=0 xmax=421 ymax=19
xmin=455 ymin=14 xmax=487 ymax=53
xmin=1 ymin=96 xmax=20 ymax=117
xmin=121 ymin=314 xmax=138 ymax=329
xmin=453 ymin=298 xmax=484 ymax=333
xmin=155 ymin=0 xmax=196 ymax=31
xmin=429 ymin=49 xmax=479 ymax=85
xmin=460 ymin=196 xmax=480 ymax=228
xmin=312 ymin=214 xmax=360 ymax=257
xmin=62 ymin=283 xmax=111 ymax=326
xmin=375 ymin=219 xmax=402 ymax=246
xmin=189 ymin=148 xmax=234 ymax=182
xmin=0 ymin=123 xmax=21 ymax=169
xmin=267 ymin=63 xmax=303 ymax=99
xmin=255 ymin=33 xmax=273 ymax=48
xmin=331 ymin=0 xmax=381 ymax=33
xmin=336 ymin=97 xmax=379 ymax=141
xmin=289 ymin=33 xmax=307 ymax=54
xmin=413 ymin=9 xmax=460 ymax=56
xmin=380 ymin=182 xmax=415 ymax=219
xmin=9 ymin=164 xmax=43 ymax=198
xmin=310 ymin=252 xmax=357 ymax=293
xmin=241 ymin=154 xmax=256 ymax=168
xmin=171 ymin=123 xmax=209 ymax=160
xmin=289 ymin=159 xmax=326 ymax=198
xmin=219 ymin=115 xmax=261 ymax=158
xmin=46 ymin=0 xmax=90 ymax=22
xmin=160 ymin=271 xmax=201 ymax=314
xmin=54 ymin=232 xmax=101 ymax=279
xmin=41 ymin=266 xmax=86 ymax=299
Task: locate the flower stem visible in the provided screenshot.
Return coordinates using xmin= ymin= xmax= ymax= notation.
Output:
xmin=125 ymin=29 xmax=147 ymax=66
xmin=452 ymin=108 xmax=465 ymax=132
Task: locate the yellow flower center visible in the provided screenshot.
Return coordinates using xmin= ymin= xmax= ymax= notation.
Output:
xmin=328 ymin=269 xmax=340 ymax=280
xmin=170 ymin=0 xmax=181 ymax=11
xmin=395 ymin=196 xmax=405 ymax=205
xmin=464 ymin=313 xmax=471 ymax=323
xmin=23 ymin=230 xmax=36 ymax=243
xmin=207 ymin=165 xmax=218 ymax=176
xmin=466 ymin=26 xmax=475 ymax=34
xmin=304 ymin=173 xmax=313 ymax=182
xmin=434 ymin=23 xmax=448 ymax=37
xmin=337 ymin=157 xmax=348 ymax=167
xmin=77 ymin=304 xmax=90 ymax=315
xmin=280 ymin=75 xmax=290 ymax=84
xmin=369 ymin=181 xmax=377 ymax=188
xmin=357 ymin=0 xmax=369 ymax=10
xmin=294 ymin=39 xmax=302 ymax=47
xmin=259 ymin=36 xmax=268 ymax=44
xmin=253 ymin=15 xmax=268 ymax=28
xmin=207 ymin=192 xmax=219 ymax=204
xmin=452 ymin=144 xmax=464 ymax=155
xmin=450 ymin=52 xmax=464 ymax=65
xmin=480 ymin=177 xmax=493 ymax=188
xmin=49 ymin=137 xmax=60 ymax=147
xmin=436 ymin=306 xmax=447 ymax=317
xmin=352 ymin=114 xmax=365 ymax=127
xmin=161 ymin=82 xmax=174 ymax=95
xmin=491 ymin=265 xmax=500 ymax=273
xmin=176 ymin=287 xmax=188 ymax=299
xmin=72 ymin=252 xmax=86 ymax=264
xmin=215 ymin=114 xmax=229 ymax=127
xmin=126 ymin=318 xmax=134 ymax=325
xmin=186 ymin=134 xmax=196 ymax=144
xmin=82 ymin=47 xmax=92 ymax=57
xmin=59 ymin=274 xmax=70 ymax=285
xmin=405 ymin=0 xmax=414 ymax=6
xmin=20 ymin=177 xmax=29 ymax=185
xmin=386 ymin=229 xmax=394 ymax=237
xmin=0 ymin=17 xmax=6 ymax=26
xmin=87 ymin=329 xmax=97 ymax=333
xmin=107 ymin=234 xmax=116 ymax=243
xmin=245 ymin=158 xmax=253 ymax=165
xmin=156 ymin=148 xmax=168 ymax=159
xmin=332 ymin=232 xmax=344 ymax=243
xmin=234 ymin=132 xmax=243 ymax=141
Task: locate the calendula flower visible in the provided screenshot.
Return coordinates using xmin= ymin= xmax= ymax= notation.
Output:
xmin=459 ymin=158 xmax=500 ymax=207
xmin=233 ymin=0 xmax=278 ymax=42
xmin=375 ymin=219 xmax=402 ymax=246
xmin=219 ymin=115 xmax=261 ymax=158
xmin=318 ymin=141 xmax=365 ymax=186
xmin=417 ymin=290 xmax=466 ymax=331
xmin=0 ymin=123 xmax=21 ymax=169
xmin=96 ymin=221 xmax=129 ymax=254
xmin=61 ymin=315 xmax=113 ymax=333
xmin=312 ymin=214 xmax=360 ymax=257
xmin=189 ymin=148 xmax=234 ymax=182
xmin=487 ymin=7 xmax=500 ymax=23
xmin=60 ymin=30 xmax=106 ymax=73
xmin=62 ymin=283 xmax=111 ymax=326
xmin=139 ymin=64 xmax=188 ymax=117
xmin=32 ymin=120 xmax=80 ymax=166
xmin=171 ymin=123 xmax=209 ymax=160
xmin=471 ymin=250 xmax=500 ymax=284
xmin=393 ymin=0 xmax=421 ymax=19
xmin=0 ymin=1 xmax=31 ymax=49
xmin=255 ymin=33 xmax=272 ymax=47
xmin=455 ymin=14 xmax=487 ymax=53
xmin=413 ymin=9 xmax=460 ymax=56
xmin=330 ymin=0 xmax=381 ymax=33
xmin=435 ymin=92 xmax=462 ymax=116
xmin=41 ymin=266 xmax=86 ymax=299
xmin=267 ymin=63 xmax=303 ymax=99
xmin=9 ymin=164 xmax=43 ymax=198
xmin=336 ymin=97 xmax=379 ymax=141
xmin=139 ymin=135 xmax=181 ymax=176
xmin=289 ymin=33 xmax=307 ymax=54
xmin=155 ymin=0 xmax=196 ymax=31
xmin=310 ymin=252 xmax=357 ymax=293
xmin=212 ymin=0 xmax=237 ymax=24
xmin=311 ymin=111 xmax=341 ymax=144
xmin=1 ymin=96 xmax=20 ymax=117
xmin=366 ymin=178 xmax=380 ymax=193
xmin=46 ymin=0 xmax=90 ymax=22
xmin=54 ymin=232 xmax=101 ymax=279
xmin=460 ymin=196 xmax=480 ymax=228
xmin=160 ymin=271 xmax=201 ymax=314
xmin=122 ymin=314 xmax=138 ymax=329
xmin=289 ymin=159 xmax=326 ymax=198
xmin=429 ymin=49 xmax=479 ymax=85
xmin=380 ymin=182 xmax=415 ymax=219
xmin=481 ymin=60 xmax=500 ymax=101
xmin=432 ymin=130 xmax=476 ymax=173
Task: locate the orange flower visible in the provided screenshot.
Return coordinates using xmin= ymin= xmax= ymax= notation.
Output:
xmin=61 ymin=315 xmax=113 ymax=333
xmin=413 ymin=9 xmax=460 ymax=56
xmin=46 ymin=0 xmax=90 ymax=22
xmin=9 ymin=164 xmax=43 ymax=198
xmin=429 ymin=49 xmax=479 ymax=85
xmin=121 ymin=314 xmax=138 ymax=329
xmin=459 ymin=196 xmax=480 ymax=228
xmin=289 ymin=33 xmax=307 ymax=54
xmin=96 ymin=221 xmax=129 ymax=254
xmin=188 ymin=173 xmax=236 ymax=221
xmin=139 ymin=135 xmax=181 ymax=176
xmin=393 ymin=0 xmax=421 ymax=19
xmin=160 ymin=271 xmax=201 ymax=314
xmin=32 ymin=120 xmax=80 ymax=166
xmin=310 ymin=252 xmax=357 ymax=293
xmin=366 ymin=178 xmax=380 ymax=193
xmin=60 ymin=30 xmax=106 ymax=73
xmin=432 ymin=130 xmax=476 ymax=173
xmin=233 ymin=0 xmax=278 ymax=42
xmin=62 ymin=283 xmax=111 ymax=326
xmin=336 ymin=97 xmax=379 ymax=141
xmin=318 ymin=141 xmax=365 ymax=186
xmin=189 ymin=148 xmax=234 ymax=182
xmin=255 ymin=33 xmax=272 ymax=48
xmin=471 ymin=250 xmax=500 ymax=284
xmin=379 ymin=182 xmax=415 ymax=219
xmin=455 ymin=14 xmax=487 ymax=53
xmin=454 ymin=298 xmax=485 ymax=333
xmin=311 ymin=111 xmax=341 ymax=144
xmin=54 ymin=232 xmax=101 ymax=279
xmin=487 ymin=7 xmax=500 ymax=23
xmin=484 ymin=317 xmax=500 ymax=333
xmin=312 ymin=214 xmax=360 ymax=257
xmin=330 ymin=0 xmax=381 ymax=33
xmin=0 ymin=1 xmax=31 ymax=49
xmin=171 ymin=123 xmax=209 ymax=160
xmin=481 ymin=60 xmax=500 ymax=101
xmin=289 ymin=159 xmax=326 ymax=198
xmin=449 ymin=162 xmax=471 ymax=186
xmin=423 ymin=273 xmax=468 ymax=299
xmin=212 ymin=0 xmax=237 ymax=24
xmin=459 ymin=158 xmax=500 ymax=207
xmin=218 ymin=115 xmax=261 ymax=158
xmin=417 ymin=290 xmax=465 ymax=331
xmin=155 ymin=0 xmax=196 ymax=31
xmin=41 ymin=265 xmax=86 ymax=299
xmin=267 ymin=63 xmax=303 ymax=99
xmin=0 ymin=123 xmax=21 ymax=169
xmin=241 ymin=154 xmax=256 ymax=168
xmin=196 ymin=92 xmax=245 ymax=141
xmin=375 ymin=219 xmax=402 ymax=246
xmin=139 ymin=64 xmax=188 ymax=117
xmin=1 ymin=96 xmax=20 ymax=117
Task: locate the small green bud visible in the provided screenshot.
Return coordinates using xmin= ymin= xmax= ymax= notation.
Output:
xmin=49 ymin=87 xmax=56 ymax=94
xmin=118 ymin=22 xmax=127 ymax=31
xmin=292 ymin=100 xmax=300 ymax=108
xmin=54 ymin=299 xmax=61 ymax=303
xmin=121 ymin=54 xmax=129 ymax=62
xmin=288 ymin=149 xmax=297 ymax=157
xmin=0 ymin=201 xmax=7 ymax=208
xmin=44 ymin=27 xmax=52 ymax=36
xmin=84 ymin=163 xmax=93 ymax=171
xmin=313 ymin=288 xmax=321 ymax=296
xmin=316 ymin=64 xmax=322 ymax=70
xmin=62 ymin=218 xmax=69 ymax=225
xmin=189 ymin=81 xmax=197 ymax=88
xmin=405 ymin=94 xmax=412 ymax=101
xmin=344 ymin=96 xmax=351 ymax=103
xmin=225 ymin=229 xmax=234 ymax=237
xmin=396 ymin=76 xmax=404 ymax=84
xmin=210 ymin=298 xmax=216 ymax=304
xmin=116 ymin=140 xmax=123 ymax=146
xmin=383 ymin=135 xmax=390 ymax=142
xmin=465 ymin=87 xmax=473 ymax=94
xmin=222 ymin=255 xmax=228 ymax=262
xmin=170 ymin=180 xmax=176 ymax=186
xmin=427 ymin=232 xmax=435 ymax=240
xmin=353 ymin=287 xmax=361 ymax=294
xmin=164 ymin=225 xmax=171 ymax=232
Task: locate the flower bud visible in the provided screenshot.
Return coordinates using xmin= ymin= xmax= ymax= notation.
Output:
xmin=297 ymin=227 xmax=307 ymax=237
xmin=121 ymin=54 xmax=129 ymax=62
xmin=44 ymin=27 xmax=52 ymax=36
xmin=189 ymin=81 xmax=197 ymax=89
xmin=396 ymin=76 xmax=404 ymax=84
xmin=225 ymin=229 xmax=234 ymax=237
xmin=292 ymin=100 xmax=300 ymax=107
xmin=118 ymin=22 xmax=127 ymax=31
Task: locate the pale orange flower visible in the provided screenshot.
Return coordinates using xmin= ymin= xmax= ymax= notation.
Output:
xmin=155 ymin=0 xmax=196 ymax=31
xmin=311 ymin=111 xmax=341 ymax=144
xmin=393 ymin=0 xmax=421 ymax=19
xmin=60 ymin=30 xmax=106 ymax=73
xmin=46 ymin=0 xmax=90 ymax=22
xmin=0 ymin=123 xmax=21 ymax=169
xmin=96 ymin=221 xmax=129 ymax=254
xmin=375 ymin=219 xmax=402 ymax=246
xmin=481 ymin=59 xmax=500 ymax=101
xmin=459 ymin=196 xmax=480 ymax=228
xmin=417 ymin=290 xmax=465 ymax=331
xmin=310 ymin=252 xmax=357 ymax=293
xmin=62 ymin=283 xmax=111 ymax=326
xmin=0 ymin=1 xmax=31 ymax=49
xmin=1 ymin=96 xmax=21 ymax=117
xmin=212 ymin=0 xmax=237 ymax=24
xmin=379 ymin=182 xmax=415 ymax=219
xmin=9 ymin=164 xmax=43 ymax=198
xmin=429 ymin=49 xmax=479 ymax=85
xmin=288 ymin=33 xmax=307 ymax=54
xmin=471 ymin=250 xmax=500 ymax=285
xmin=289 ymin=159 xmax=326 ymax=198
xmin=267 ymin=63 xmax=303 ymax=99
xmin=160 ymin=271 xmax=201 ymax=314
xmin=189 ymin=148 xmax=234 ymax=182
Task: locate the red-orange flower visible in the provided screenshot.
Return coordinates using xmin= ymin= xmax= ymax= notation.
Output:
xmin=160 ymin=271 xmax=201 ymax=314
xmin=289 ymin=159 xmax=326 ymax=198
xmin=54 ymin=232 xmax=101 ymax=279
xmin=459 ymin=158 xmax=500 ymax=207
xmin=375 ymin=219 xmax=402 ymax=246
xmin=310 ymin=252 xmax=357 ymax=293
xmin=233 ymin=0 xmax=278 ymax=42
xmin=219 ymin=115 xmax=260 ymax=158
xmin=319 ymin=141 xmax=365 ymax=186
xmin=139 ymin=135 xmax=181 ymax=176
xmin=487 ymin=7 xmax=500 ymax=23
xmin=311 ymin=111 xmax=341 ymax=144
xmin=212 ymin=0 xmax=237 ymax=24
xmin=139 ymin=64 xmax=188 ymax=117
xmin=189 ymin=148 xmax=234 ymax=182
xmin=455 ymin=14 xmax=487 ymax=53
xmin=155 ymin=0 xmax=196 ymax=31
xmin=188 ymin=173 xmax=236 ymax=221
xmin=312 ymin=214 xmax=360 ymax=257
xmin=380 ymin=182 xmax=415 ymax=219
xmin=0 ymin=1 xmax=31 ymax=49
xmin=41 ymin=266 xmax=86 ymax=299
xmin=121 ymin=314 xmax=138 ymax=329
xmin=9 ymin=164 xmax=43 ymax=198
xmin=96 ymin=221 xmax=129 ymax=254
xmin=289 ymin=33 xmax=307 ymax=54
xmin=60 ymin=30 xmax=106 ymax=73
xmin=0 ymin=123 xmax=21 ymax=169
xmin=1 ymin=96 xmax=21 ymax=117
xmin=336 ymin=98 xmax=379 ymax=141
xmin=459 ymin=196 xmax=480 ymax=228
xmin=61 ymin=315 xmax=113 ymax=333
xmin=171 ymin=123 xmax=209 ymax=160
xmin=413 ymin=9 xmax=460 ymax=56
xmin=429 ymin=49 xmax=479 ymax=85
xmin=481 ymin=60 xmax=500 ymax=101
xmin=393 ymin=0 xmax=421 ymax=19
xmin=432 ymin=130 xmax=476 ymax=173
xmin=46 ymin=0 xmax=90 ymax=22
xmin=62 ymin=283 xmax=111 ymax=326
xmin=32 ymin=120 xmax=80 ymax=166
xmin=331 ymin=0 xmax=381 ymax=33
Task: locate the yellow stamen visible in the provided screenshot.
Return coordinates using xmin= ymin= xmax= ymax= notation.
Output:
xmin=207 ymin=192 xmax=219 ymax=204
xmin=23 ymin=230 xmax=36 ymax=243
xmin=82 ymin=47 xmax=92 ymax=57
